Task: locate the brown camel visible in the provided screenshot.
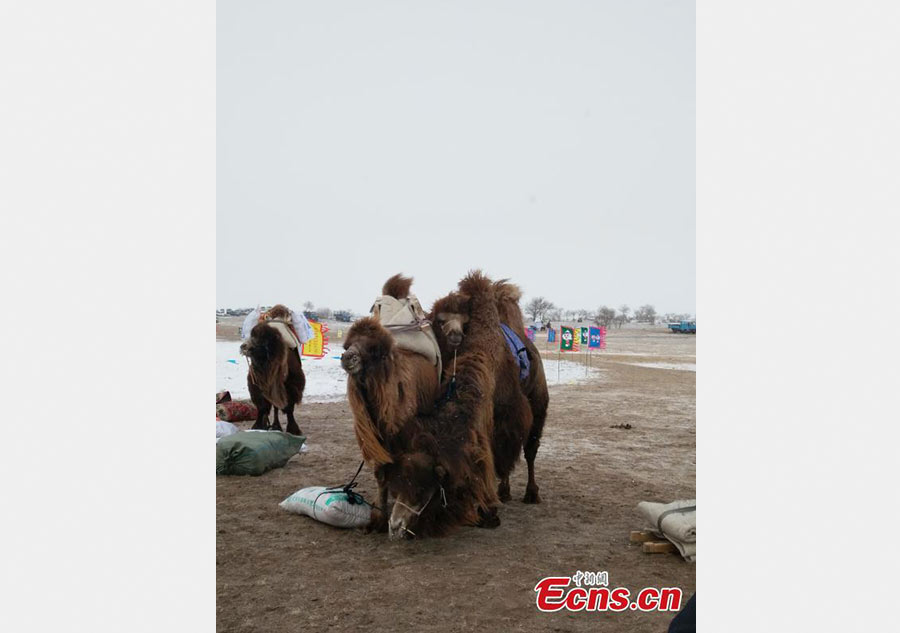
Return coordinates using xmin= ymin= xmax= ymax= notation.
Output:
xmin=341 ymin=275 xmax=441 ymax=531
xmin=240 ymin=315 xmax=305 ymax=436
xmin=429 ymin=273 xmax=546 ymax=504
xmin=390 ymin=271 xmax=533 ymax=536
xmin=383 ymin=351 xmax=499 ymax=538
xmin=491 ymin=279 xmax=549 ymax=504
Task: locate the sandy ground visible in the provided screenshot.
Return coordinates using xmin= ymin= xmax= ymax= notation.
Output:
xmin=216 ymin=325 xmax=695 ymax=632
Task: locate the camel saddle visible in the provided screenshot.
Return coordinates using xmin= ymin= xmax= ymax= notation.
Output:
xmin=264 ymin=319 xmax=300 ymax=350
xmin=372 ymin=293 xmax=442 ymax=378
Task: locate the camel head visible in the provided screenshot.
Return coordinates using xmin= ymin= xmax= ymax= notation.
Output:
xmin=430 ymin=291 xmax=471 ymax=350
xmin=386 ymin=450 xmax=449 ymax=540
xmin=341 ymin=317 xmax=394 ymax=377
xmin=239 ymin=322 xmax=285 ymax=370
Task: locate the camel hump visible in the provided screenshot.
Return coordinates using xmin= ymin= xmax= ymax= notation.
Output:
xmin=493 ymin=279 xmax=522 ymax=304
xmin=382 ymin=274 xmax=413 ymax=300
xmin=458 ymin=270 xmax=494 ymax=297
xmin=493 ymin=279 xmax=526 ymax=331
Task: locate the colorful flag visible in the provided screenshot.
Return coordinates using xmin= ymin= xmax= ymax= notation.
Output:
xmin=301 ymin=321 xmax=329 ymax=358
xmin=547 ymin=328 xmax=556 ymax=343
xmin=580 ymin=327 xmax=588 ymax=345
xmin=588 ymin=326 xmax=602 ymax=349
xmin=526 ymin=327 xmax=536 ymax=342
xmin=560 ymin=326 xmax=575 ymax=351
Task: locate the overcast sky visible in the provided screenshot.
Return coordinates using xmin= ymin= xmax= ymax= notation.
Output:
xmin=218 ymin=1 xmax=695 ymax=316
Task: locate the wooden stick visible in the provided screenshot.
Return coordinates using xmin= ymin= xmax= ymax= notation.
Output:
xmin=629 ymin=530 xmax=656 ymax=543
xmin=642 ymin=541 xmax=677 ymax=554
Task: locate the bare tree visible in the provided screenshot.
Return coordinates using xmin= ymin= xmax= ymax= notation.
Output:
xmin=303 ymin=301 xmax=314 ymax=311
xmin=576 ymin=308 xmax=590 ymax=322
xmin=594 ymin=306 xmax=616 ymax=327
xmin=634 ymin=304 xmax=657 ymax=324
xmin=618 ymin=305 xmax=631 ymax=322
xmin=317 ymin=306 xmax=333 ymax=319
xmin=524 ymin=297 xmax=555 ymax=322
xmin=663 ymin=312 xmax=692 ymax=324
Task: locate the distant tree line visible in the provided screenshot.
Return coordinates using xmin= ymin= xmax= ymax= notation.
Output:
xmin=523 ymin=298 xmax=692 ymax=328
xmin=217 ymin=302 xmax=356 ymax=322
xmin=221 ymin=297 xmax=689 ymax=328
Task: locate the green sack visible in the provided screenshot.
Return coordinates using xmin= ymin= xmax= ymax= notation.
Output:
xmin=216 ymin=430 xmax=306 ymax=476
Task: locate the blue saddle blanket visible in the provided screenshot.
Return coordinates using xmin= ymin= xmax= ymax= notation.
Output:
xmin=500 ymin=323 xmax=530 ymax=381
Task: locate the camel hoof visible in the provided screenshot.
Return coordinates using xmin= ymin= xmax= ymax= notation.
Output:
xmin=523 ymin=489 xmax=542 ymax=504
xmin=498 ymin=484 xmax=511 ymax=503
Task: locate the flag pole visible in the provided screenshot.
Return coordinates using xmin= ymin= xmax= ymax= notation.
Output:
xmin=557 ymin=334 xmax=560 ymax=384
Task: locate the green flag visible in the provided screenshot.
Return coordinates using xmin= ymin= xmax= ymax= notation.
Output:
xmin=560 ymin=326 xmax=575 ymax=351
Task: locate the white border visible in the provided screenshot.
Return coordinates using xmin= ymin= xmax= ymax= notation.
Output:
xmin=699 ymin=0 xmax=900 ymax=629
xmin=1 ymin=2 xmax=214 ymax=631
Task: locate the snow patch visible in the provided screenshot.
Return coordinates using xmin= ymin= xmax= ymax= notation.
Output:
xmin=217 ymin=341 xmax=603 ymax=402
xmin=626 ymin=362 xmax=696 ymax=372
xmin=216 ymin=341 xmax=347 ymax=403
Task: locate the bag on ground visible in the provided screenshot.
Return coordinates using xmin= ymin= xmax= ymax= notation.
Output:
xmin=216 ymin=430 xmax=305 ymax=476
xmin=216 ymin=400 xmax=258 ymax=422
xmin=280 ymin=486 xmax=372 ymax=528
xmin=216 ymin=420 xmax=239 ymax=441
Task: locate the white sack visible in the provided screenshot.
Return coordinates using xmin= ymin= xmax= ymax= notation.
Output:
xmin=216 ymin=420 xmax=239 ymax=441
xmin=241 ymin=308 xmax=261 ymax=340
xmin=280 ymin=486 xmax=371 ymax=529
xmin=291 ymin=310 xmax=314 ymax=343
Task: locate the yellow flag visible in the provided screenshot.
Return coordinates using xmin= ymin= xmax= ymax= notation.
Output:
xmin=301 ymin=322 xmax=327 ymax=358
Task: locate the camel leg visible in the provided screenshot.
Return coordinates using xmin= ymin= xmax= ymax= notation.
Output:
xmin=497 ymin=477 xmax=512 ymax=503
xmin=270 ymin=407 xmax=283 ymax=432
xmin=522 ymin=432 xmax=542 ymax=504
xmin=364 ymin=467 xmax=389 ymax=533
xmin=251 ymin=401 xmax=271 ymax=430
xmin=284 ymin=405 xmax=301 ymax=436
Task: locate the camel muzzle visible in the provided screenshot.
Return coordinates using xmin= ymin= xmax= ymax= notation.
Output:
xmin=341 ymin=349 xmax=362 ymax=374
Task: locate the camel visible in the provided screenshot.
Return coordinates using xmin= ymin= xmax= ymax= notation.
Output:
xmin=390 ymin=271 xmax=531 ymax=537
xmin=341 ymin=275 xmax=441 ymax=531
xmin=383 ymin=353 xmax=499 ymax=538
xmin=490 ymin=279 xmax=549 ymax=504
xmin=429 ymin=273 xmax=547 ymax=504
xmin=240 ymin=314 xmax=305 ymax=436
